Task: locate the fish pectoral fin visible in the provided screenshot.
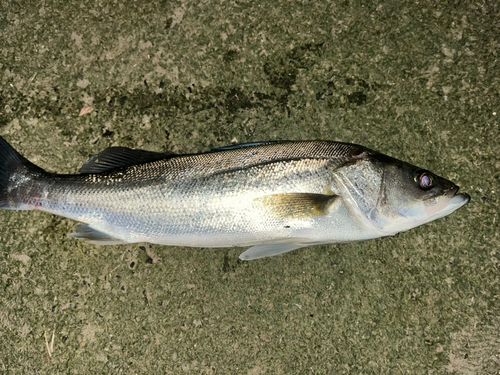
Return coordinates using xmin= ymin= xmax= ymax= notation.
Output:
xmin=69 ymin=224 xmax=128 ymax=245
xmin=253 ymin=193 xmax=338 ymax=219
xmin=79 ymin=147 xmax=175 ymax=174
xmin=239 ymin=243 xmax=307 ymax=260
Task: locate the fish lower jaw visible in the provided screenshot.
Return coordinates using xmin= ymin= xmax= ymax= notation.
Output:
xmin=423 ymin=192 xmax=470 ymax=220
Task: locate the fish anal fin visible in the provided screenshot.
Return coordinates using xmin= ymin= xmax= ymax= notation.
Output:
xmin=253 ymin=193 xmax=338 ymax=220
xmin=239 ymin=243 xmax=307 ymax=260
xmin=69 ymin=224 xmax=128 ymax=245
xmin=79 ymin=147 xmax=174 ymax=174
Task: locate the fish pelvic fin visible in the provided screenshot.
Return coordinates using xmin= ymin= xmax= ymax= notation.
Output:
xmin=69 ymin=224 xmax=129 ymax=245
xmin=253 ymin=193 xmax=339 ymax=220
xmin=0 ymin=136 xmax=46 ymax=210
xmin=239 ymin=243 xmax=308 ymax=260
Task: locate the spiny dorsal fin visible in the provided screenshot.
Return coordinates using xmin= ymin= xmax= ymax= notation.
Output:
xmin=79 ymin=147 xmax=174 ymax=174
xmin=253 ymin=193 xmax=339 ymax=220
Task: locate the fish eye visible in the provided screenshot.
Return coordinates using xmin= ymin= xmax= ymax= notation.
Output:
xmin=414 ymin=171 xmax=434 ymax=189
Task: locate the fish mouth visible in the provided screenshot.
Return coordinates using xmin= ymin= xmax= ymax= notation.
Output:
xmin=448 ymin=186 xmax=470 ymax=206
xmin=424 ymin=186 xmax=470 ymax=205
xmin=444 ymin=185 xmax=470 ymax=203
xmin=423 ymin=185 xmax=470 ymax=219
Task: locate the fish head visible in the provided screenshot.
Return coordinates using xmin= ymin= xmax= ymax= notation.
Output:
xmin=369 ymin=154 xmax=470 ymax=234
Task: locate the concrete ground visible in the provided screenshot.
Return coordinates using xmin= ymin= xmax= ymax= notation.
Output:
xmin=0 ymin=0 xmax=499 ymax=373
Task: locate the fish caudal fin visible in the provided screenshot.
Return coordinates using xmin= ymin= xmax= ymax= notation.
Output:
xmin=0 ymin=136 xmax=46 ymax=209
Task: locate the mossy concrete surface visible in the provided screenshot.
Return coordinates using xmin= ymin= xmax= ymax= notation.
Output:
xmin=1 ymin=0 xmax=499 ymax=373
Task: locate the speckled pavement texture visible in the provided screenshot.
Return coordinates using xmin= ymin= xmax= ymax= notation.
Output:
xmin=0 ymin=1 xmax=499 ymax=373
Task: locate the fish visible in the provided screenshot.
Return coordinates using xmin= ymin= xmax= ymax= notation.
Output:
xmin=0 ymin=137 xmax=470 ymax=260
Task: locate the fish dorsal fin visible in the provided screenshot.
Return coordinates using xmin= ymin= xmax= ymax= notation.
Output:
xmin=253 ymin=193 xmax=339 ymax=220
xmin=79 ymin=147 xmax=174 ymax=174
xmin=210 ymin=141 xmax=282 ymax=152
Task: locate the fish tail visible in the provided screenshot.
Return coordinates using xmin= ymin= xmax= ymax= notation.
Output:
xmin=0 ymin=136 xmax=46 ymax=210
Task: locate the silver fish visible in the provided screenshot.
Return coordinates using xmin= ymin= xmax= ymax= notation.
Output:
xmin=0 ymin=137 xmax=469 ymax=260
